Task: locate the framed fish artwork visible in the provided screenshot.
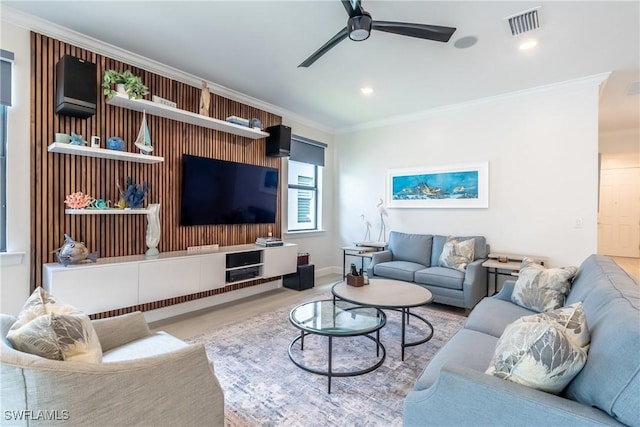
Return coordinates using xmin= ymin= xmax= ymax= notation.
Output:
xmin=386 ymin=162 xmax=489 ymax=209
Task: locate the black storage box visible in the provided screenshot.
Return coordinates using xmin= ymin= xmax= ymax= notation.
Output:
xmin=283 ymin=264 xmax=314 ymax=291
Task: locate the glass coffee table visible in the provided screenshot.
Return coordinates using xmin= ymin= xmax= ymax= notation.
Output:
xmin=288 ymin=299 xmax=386 ymax=393
xmin=332 ymin=278 xmax=434 ymax=361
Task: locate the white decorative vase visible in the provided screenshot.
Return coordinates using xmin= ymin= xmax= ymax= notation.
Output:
xmin=116 ymin=84 xmax=127 ymax=96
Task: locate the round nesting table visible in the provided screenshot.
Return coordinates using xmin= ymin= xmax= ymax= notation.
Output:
xmin=288 ymin=299 xmax=386 ymax=393
xmin=332 ymin=278 xmax=434 ymax=361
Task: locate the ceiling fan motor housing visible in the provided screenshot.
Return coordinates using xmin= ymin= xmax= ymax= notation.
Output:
xmin=348 ymin=12 xmax=372 ymax=41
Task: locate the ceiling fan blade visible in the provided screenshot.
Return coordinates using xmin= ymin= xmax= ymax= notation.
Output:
xmin=372 ymin=21 xmax=456 ymax=42
xmin=298 ymin=27 xmax=349 ymax=68
xmin=341 ymin=0 xmax=364 ymax=18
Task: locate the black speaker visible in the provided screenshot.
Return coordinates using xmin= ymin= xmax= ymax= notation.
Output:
xmin=283 ymin=264 xmax=315 ymax=291
xmin=265 ymin=124 xmax=291 ymax=157
xmin=55 ymin=55 xmax=97 ymax=118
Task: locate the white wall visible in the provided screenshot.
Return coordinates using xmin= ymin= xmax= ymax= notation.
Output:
xmin=0 ymin=21 xmax=31 ymax=314
xmin=280 ymin=119 xmax=336 ymax=276
xmin=335 ymin=78 xmax=603 ymax=267
xmin=599 ymin=128 xmax=640 ymax=155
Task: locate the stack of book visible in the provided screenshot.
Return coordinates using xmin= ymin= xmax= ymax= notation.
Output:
xmin=226 ymin=116 xmax=250 ymax=127
xmin=255 ymin=237 xmax=283 ymax=247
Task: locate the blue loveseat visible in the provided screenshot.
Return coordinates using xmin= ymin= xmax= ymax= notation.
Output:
xmin=367 ymin=231 xmax=489 ymax=310
xmin=403 ymin=254 xmax=640 ymax=426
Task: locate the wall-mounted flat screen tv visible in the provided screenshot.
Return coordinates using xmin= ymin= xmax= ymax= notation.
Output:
xmin=180 ymin=154 xmax=279 ymax=226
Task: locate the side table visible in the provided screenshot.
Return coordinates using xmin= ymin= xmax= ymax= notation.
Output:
xmin=483 ymin=253 xmax=547 ymax=294
xmin=341 ymin=242 xmax=387 ymax=278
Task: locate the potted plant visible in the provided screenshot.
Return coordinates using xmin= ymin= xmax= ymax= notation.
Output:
xmin=102 ymin=69 xmax=149 ymax=100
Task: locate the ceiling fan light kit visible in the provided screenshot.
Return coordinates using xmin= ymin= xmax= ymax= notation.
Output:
xmin=348 ymin=12 xmax=372 ymax=41
xmin=298 ymin=0 xmax=456 ymax=68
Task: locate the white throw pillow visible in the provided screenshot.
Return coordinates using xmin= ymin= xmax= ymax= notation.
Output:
xmin=439 ymin=237 xmax=475 ymax=272
xmin=511 ymin=258 xmax=577 ymax=312
xmin=486 ymin=302 xmax=589 ymax=394
xmin=6 ymin=287 xmax=102 ymax=363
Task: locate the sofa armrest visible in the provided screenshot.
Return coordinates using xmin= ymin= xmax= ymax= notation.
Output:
xmin=404 ymin=363 xmax=622 ymax=426
xmin=462 ymin=258 xmax=488 ymax=309
xmin=494 ymin=280 xmax=516 ymax=301
xmin=92 ymin=311 xmax=151 ymax=352
xmin=7 ymin=343 xmax=224 ymax=426
xmin=367 ymin=250 xmax=392 ymax=277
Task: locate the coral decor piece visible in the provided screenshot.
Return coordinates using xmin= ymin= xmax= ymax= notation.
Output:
xmin=64 ymin=192 xmax=93 ymax=209
xmin=122 ymin=177 xmax=149 ymax=209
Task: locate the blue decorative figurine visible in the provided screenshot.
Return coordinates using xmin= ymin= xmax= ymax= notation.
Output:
xmin=107 ymin=136 xmax=125 ymax=151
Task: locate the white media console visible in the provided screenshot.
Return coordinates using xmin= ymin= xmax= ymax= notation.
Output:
xmin=43 ymin=243 xmax=298 ymax=315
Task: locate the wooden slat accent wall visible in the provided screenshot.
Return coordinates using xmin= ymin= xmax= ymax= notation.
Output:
xmin=31 ymin=33 xmax=283 ymax=315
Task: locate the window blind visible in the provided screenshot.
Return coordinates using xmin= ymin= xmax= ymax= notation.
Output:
xmin=290 ymin=135 xmax=326 ymax=167
xmin=0 ymin=50 xmax=14 ymax=107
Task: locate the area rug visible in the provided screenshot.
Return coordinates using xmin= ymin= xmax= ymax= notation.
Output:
xmin=187 ymin=295 xmax=466 ymax=427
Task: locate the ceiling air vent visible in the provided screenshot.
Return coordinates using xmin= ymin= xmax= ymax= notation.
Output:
xmin=627 ymin=81 xmax=640 ymax=96
xmin=506 ymin=7 xmax=541 ymax=36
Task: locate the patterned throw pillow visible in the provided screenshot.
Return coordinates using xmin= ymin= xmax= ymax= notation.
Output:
xmin=486 ymin=302 xmax=589 ymax=394
xmin=511 ymin=258 xmax=577 ymax=312
xmin=6 ymin=287 xmax=102 ymax=363
xmin=439 ymin=237 xmax=475 ymax=272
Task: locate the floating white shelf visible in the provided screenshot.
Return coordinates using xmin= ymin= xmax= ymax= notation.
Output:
xmin=106 ymin=94 xmax=270 ymax=140
xmin=48 ymin=143 xmax=164 ymax=164
xmin=65 ymin=208 xmax=151 ymax=215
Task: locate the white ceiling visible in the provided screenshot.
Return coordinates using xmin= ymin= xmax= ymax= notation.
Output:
xmin=4 ymin=1 xmax=640 ymax=132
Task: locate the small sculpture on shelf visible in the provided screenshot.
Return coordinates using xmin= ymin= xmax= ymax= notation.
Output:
xmin=133 ymin=111 xmax=153 ymax=154
xmin=107 ymin=136 xmax=126 ymax=151
xmin=69 ymin=133 xmax=87 ymax=146
xmin=120 ymin=177 xmax=149 ymax=209
xmin=53 ymin=233 xmax=98 ymax=266
xmin=64 ymin=192 xmax=93 ymax=209
xmin=199 ymin=81 xmax=211 ymax=116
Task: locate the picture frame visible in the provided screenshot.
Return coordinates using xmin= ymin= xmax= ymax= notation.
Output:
xmin=387 ymin=162 xmax=489 ymax=209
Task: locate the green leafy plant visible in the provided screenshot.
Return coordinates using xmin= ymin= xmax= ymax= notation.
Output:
xmin=102 ymin=69 xmax=149 ymax=100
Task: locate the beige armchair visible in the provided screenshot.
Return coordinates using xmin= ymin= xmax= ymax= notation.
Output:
xmin=1 ymin=311 xmax=224 ymax=426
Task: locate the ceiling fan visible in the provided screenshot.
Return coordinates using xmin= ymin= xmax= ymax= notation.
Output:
xmin=298 ymin=0 xmax=457 ymax=68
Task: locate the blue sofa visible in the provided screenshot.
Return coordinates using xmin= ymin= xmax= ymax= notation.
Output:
xmin=367 ymin=231 xmax=489 ymax=310
xmin=403 ymin=254 xmax=640 ymax=426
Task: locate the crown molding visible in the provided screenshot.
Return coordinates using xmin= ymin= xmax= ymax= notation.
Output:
xmin=1 ymin=5 xmax=334 ymax=134
xmin=336 ymin=72 xmax=611 ymax=134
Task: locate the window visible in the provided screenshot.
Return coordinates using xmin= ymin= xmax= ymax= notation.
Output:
xmin=288 ymin=161 xmax=318 ymax=231
xmin=0 ymin=49 xmax=13 ymax=252
xmin=287 ymin=135 xmax=326 ymax=232
xmin=0 ymin=105 xmax=6 ymax=251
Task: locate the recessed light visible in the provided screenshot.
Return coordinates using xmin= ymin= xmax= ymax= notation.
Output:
xmin=519 ymin=39 xmax=538 ymax=50
xmin=360 ymin=86 xmax=373 ymax=95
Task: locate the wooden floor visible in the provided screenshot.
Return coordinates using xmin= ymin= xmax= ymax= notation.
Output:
xmin=611 ymin=256 xmax=640 ymax=281
xmin=150 ymin=274 xmax=344 ymax=340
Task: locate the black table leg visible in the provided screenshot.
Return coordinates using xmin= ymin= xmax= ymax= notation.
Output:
xmin=328 ymin=336 xmax=333 ymax=394
xmin=401 ymin=308 xmax=406 ymax=361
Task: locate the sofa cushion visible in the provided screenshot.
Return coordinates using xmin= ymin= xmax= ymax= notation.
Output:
xmin=563 ymin=255 xmax=640 ymax=427
xmin=413 ymin=328 xmax=498 ymax=391
xmin=6 ymin=287 xmax=102 ymax=363
xmin=439 ymin=237 xmax=475 ymax=272
xmin=374 ymin=261 xmax=425 ymax=282
xmin=388 ymin=231 xmax=433 ymax=266
xmin=415 ymin=267 xmax=465 ymax=290
xmin=465 ymin=297 xmax=537 ymax=338
xmin=431 ymin=235 xmax=487 ymax=266
xmin=511 ymin=258 xmax=577 ymax=312
xmin=486 ymin=303 xmax=589 ymax=394
xmin=102 ymin=331 xmax=188 ymax=363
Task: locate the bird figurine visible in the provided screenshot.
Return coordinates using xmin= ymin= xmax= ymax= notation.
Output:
xmin=360 ymin=214 xmax=372 ymax=242
xmin=376 ymin=198 xmax=388 ymax=242
xmin=53 ymin=234 xmax=98 ymax=266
